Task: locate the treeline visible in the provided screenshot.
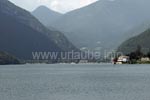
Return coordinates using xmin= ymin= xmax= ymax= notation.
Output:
xmin=126 ymin=45 xmax=150 ymax=64
xmin=0 ymin=51 xmax=21 ymax=65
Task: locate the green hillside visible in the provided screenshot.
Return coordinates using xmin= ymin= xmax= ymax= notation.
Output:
xmin=118 ymin=29 xmax=150 ymax=54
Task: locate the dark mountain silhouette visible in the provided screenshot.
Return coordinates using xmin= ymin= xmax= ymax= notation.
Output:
xmin=0 ymin=51 xmax=21 ymax=65
xmin=0 ymin=0 xmax=77 ymax=60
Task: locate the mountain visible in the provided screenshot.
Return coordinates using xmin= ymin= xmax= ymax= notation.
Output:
xmin=0 ymin=51 xmax=21 ymax=65
xmin=52 ymin=0 xmax=150 ymax=51
xmin=0 ymin=0 xmax=77 ymax=60
xmin=118 ymin=28 xmax=150 ymax=54
xmin=32 ymin=6 xmax=62 ymax=26
xmin=121 ymin=20 xmax=150 ymax=40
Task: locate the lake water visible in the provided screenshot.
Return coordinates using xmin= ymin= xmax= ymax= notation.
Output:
xmin=0 ymin=64 xmax=150 ymax=100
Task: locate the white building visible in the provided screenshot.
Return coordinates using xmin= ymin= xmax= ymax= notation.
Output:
xmin=141 ymin=57 xmax=150 ymax=62
xmin=117 ymin=56 xmax=130 ymax=64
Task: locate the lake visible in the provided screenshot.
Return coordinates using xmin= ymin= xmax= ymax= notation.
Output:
xmin=0 ymin=64 xmax=150 ymax=100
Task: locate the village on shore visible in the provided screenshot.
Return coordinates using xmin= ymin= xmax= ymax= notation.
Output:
xmin=113 ymin=46 xmax=150 ymax=64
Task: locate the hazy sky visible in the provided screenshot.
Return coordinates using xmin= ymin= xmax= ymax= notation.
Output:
xmin=9 ymin=0 xmax=98 ymax=13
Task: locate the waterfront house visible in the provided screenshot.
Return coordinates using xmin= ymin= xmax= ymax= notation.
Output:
xmin=117 ymin=56 xmax=130 ymax=64
xmin=141 ymin=57 xmax=150 ymax=62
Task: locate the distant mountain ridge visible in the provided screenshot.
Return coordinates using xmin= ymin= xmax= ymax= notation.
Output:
xmin=118 ymin=28 xmax=150 ymax=54
xmin=51 ymin=0 xmax=150 ymax=51
xmin=0 ymin=0 xmax=77 ymax=60
xmin=32 ymin=6 xmax=62 ymax=26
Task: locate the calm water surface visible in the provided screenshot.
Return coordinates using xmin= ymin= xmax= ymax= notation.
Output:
xmin=0 ymin=64 xmax=150 ymax=100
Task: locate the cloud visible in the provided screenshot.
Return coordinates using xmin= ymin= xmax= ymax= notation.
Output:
xmin=9 ymin=0 xmax=98 ymax=13
xmin=9 ymin=0 xmax=40 ymax=11
xmin=48 ymin=0 xmax=98 ymax=13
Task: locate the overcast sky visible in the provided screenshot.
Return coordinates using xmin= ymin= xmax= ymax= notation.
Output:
xmin=9 ymin=0 xmax=98 ymax=13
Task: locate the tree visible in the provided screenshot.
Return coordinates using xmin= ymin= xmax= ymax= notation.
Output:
xmin=147 ymin=51 xmax=150 ymax=58
xmin=135 ymin=45 xmax=143 ymax=59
